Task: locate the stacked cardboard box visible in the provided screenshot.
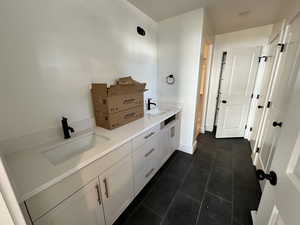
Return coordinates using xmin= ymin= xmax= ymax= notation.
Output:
xmin=91 ymin=77 xmax=147 ymax=129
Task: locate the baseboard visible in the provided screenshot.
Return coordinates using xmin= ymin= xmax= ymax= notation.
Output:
xmin=251 ymin=210 xmax=257 ymax=225
xmin=206 ymin=125 xmax=214 ymax=132
xmin=200 ymin=126 xmax=205 ymax=134
xmin=193 ymin=140 xmax=197 ymax=153
xmin=178 ymin=142 xmax=197 ymax=155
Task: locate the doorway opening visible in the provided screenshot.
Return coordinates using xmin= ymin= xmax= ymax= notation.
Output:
xmin=194 ymin=43 xmax=213 ymax=138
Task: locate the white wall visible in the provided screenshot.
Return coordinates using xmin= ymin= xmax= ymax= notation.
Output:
xmin=0 ymin=0 xmax=158 ymax=147
xmin=157 ymin=9 xmax=204 ymax=153
xmin=205 ymin=25 xmax=273 ymax=131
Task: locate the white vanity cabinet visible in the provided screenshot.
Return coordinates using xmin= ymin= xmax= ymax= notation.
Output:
xmin=34 ymin=178 xmax=105 ymax=225
xmin=32 ymin=155 xmax=133 ymax=225
xmin=22 ymin=112 xmax=181 ymax=225
xmin=99 ymin=155 xmax=134 ymax=225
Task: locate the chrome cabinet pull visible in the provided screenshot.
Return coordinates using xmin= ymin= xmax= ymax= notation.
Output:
xmin=144 ymin=132 xmax=155 ymax=139
xmin=144 ymin=148 xmax=155 ymax=157
xmin=145 ymin=168 xmax=154 ymax=178
xmin=95 ymin=184 xmax=102 ymax=205
xmin=103 ymin=178 xmax=109 ymax=198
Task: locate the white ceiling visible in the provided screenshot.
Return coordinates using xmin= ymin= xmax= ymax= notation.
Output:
xmin=127 ymin=0 xmax=285 ymax=34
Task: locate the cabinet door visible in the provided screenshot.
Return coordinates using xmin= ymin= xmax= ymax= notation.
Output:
xmin=169 ymin=121 xmax=180 ymax=153
xmin=99 ymin=155 xmax=134 ymax=225
xmin=159 ymin=127 xmax=172 ymax=165
xmin=34 ymin=178 xmax=105 ymax=225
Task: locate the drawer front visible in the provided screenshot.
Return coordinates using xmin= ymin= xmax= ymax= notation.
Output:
xmin=26 ymin=142 xmax=131 ymax=222
xmin=132 ymin=125 xmax=160 ymax=150
xmin=133 ymin=135 xmax=159 ymax=173
xmin=134 ymin=158 xmax=158 ymax=195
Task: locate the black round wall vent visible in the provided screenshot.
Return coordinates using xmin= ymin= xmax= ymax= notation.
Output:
xmin=137 ymin=26 xmax=146 ymax=36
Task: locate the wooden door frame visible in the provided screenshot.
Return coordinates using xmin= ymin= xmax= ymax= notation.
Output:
xmin=194 ymin=42 xmax=213 ymax=138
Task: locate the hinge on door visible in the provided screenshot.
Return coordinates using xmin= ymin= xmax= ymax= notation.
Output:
xmin=267 ymin=101 xmax=272 ymax=108
xmin=256 ymin=147 xmax=260 ymax=153
xmin=278 ymin=43 xmax=285 ymax=52
xmin=256 ymin=94 xmax=260 ymax=99
xmin=258 ymin=56 xmax=268 ymax=62
xmin=245 ymin=125 xmax=247 ymax=130
xmin=251 ymin=93 xmax=254 ymax=99
xmin=258 ymin=57 xmax=262 ymax=63
xmin=250 ymin=127 xmax=253 ymax=132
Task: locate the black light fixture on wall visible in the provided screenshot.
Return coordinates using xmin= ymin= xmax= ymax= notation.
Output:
xmin=137 ymin=26 xmax=146 ymax=36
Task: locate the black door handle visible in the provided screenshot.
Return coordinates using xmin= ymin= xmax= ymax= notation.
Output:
xmin=272 ymin=121 xmax=283 ymax=127
xmin=258 ymin=105 xmax=263 ymax=109
xmin=222 ymin=100 xmax=227 ymax=104
xmin=256 ymin=169 xmax=277 ymax=186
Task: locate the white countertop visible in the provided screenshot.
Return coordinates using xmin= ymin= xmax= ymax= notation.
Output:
xmin=4 ymin=106 xmax=181 ymax=202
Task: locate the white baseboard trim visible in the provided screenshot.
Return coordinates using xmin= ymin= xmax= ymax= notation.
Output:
xmin=206 ymin=125 xmax=214 ymax=132
xmin=193 ymin=140 xmax=197 ymax=153
xmin=178 ymin=141 xmax=197 ymax=155
xmin=200 ymin=126 xmax=205 ymax=134
xmin=251 ymin=210 xmax=257 ymax=225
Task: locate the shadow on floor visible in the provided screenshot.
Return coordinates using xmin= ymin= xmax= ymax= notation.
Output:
xmin=114 ymin=132 xmax=261 ymax=225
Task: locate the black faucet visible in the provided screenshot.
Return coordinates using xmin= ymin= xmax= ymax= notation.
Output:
xmin=61 ymin=117 xmax=75 ymax=139
xmin=147 ymin=98 xmax=156 ymax=110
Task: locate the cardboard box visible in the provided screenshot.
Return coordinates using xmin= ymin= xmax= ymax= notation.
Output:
xmin=94 ymin=106 xmax=144 ymax=129
xmin=91 ymin=76 xmax=147 ymax=129
xmin=92 ymin=91 xmax=144 ymax=114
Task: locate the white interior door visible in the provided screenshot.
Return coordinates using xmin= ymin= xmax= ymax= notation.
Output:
xmin=255 ymin=14 xmax=300 ymax=225
xmin=250 ymin=40 xmax=277 ymax=150
xmin=216 ymin=47 xmax=261 ymax=138
xmin=250 ymin=32 xmax=282 ymax=152
xmin=256 ymin=19 xmax=299 ymax=183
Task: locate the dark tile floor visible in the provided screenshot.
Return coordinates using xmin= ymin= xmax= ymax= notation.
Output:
xmin=114 ymin=132 xmax=261 ymax=225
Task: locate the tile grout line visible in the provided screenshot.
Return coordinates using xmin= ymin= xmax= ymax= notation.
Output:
xmin=194 ymin=148 xmax=216 ymax=225
xmin=205 ymin=191 xmax=232 ymax=204
xmin=159 ymin=156 xmax=195 ymax=225
xmin=123 ymin=154 xmax=176 ymax=225
xmin=231 ymin=145 xmax=235 ymax=225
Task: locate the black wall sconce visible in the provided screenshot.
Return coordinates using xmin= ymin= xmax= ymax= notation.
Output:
xmin=137 ymin=26 xmax=146 ymax=36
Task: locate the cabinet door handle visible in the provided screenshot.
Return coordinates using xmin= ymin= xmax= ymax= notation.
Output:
xmin=144 ymin=132 xmax=155 ymax=139
xmin=145 ymin=168 xmax=154 ymax=178
xmin=144 ymin=148 xmax=155 ymax=157
xmin=95 ymin=184 xmax=102 ymax=205
xmin=103 ymin=178 xmax=110 ymax=199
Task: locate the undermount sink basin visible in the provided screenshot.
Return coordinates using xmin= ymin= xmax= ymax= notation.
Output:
xmin=42 ymin=133 xmax=110 ymax=165
xmin=146 ymin=108 xmax=167 ymax=117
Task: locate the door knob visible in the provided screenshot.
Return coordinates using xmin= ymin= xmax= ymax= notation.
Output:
xmin=258 ymin=105 xmax=263 ymax=109
xmin=272 ymin=121 xmax=283 ymax=127
xmin=222 ymin=100 xmax=227 ymax=104
xmin=256 ymin=169 xmax=277 ymax=186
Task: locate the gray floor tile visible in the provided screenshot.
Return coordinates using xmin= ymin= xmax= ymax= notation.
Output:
xmin=207 ymin=166 xmax=233 ymax=201
xmin=162 ymin=192 xmax=200 ymax=225
xmin=126 ymin=205 xmax=161 ymax=225
xmin=143 ymin=174 xmax=181 ymax=216
xmin=180 ymin=167 xmax=209 ymax=201
xmin=197 ymin=192 xmax=232 ymax=225
xmin=215 ymin=149 xmax=232 ymax=170
xmin=162 ymin=151 xmax=193 ymax=180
